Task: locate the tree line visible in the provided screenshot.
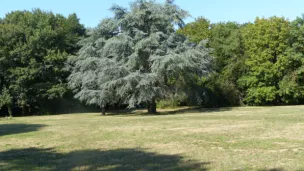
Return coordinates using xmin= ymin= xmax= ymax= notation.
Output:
xmin=0 ymin=9 xmax=87 ymax=116
xmin=1 ymin=0 xmax=304 ymax=116
xmin=179 ymin=16 xmax=304 ymax=107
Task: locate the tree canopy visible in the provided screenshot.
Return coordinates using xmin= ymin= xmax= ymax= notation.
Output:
xmin=239 ymin=17 xmax=296 ymax=105
xmin=178 ymin=16 xmax=304 ymax=106
xmin=0 ymin=9 xmax=85 ymax=116
xmin=3 ymin=2 xmax=304 ymax=116
xmin=68 ymin=0 xmax=211 ymax=114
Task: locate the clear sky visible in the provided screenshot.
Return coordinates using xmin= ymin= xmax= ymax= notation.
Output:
xmin=1 ymin=0 xmax=304 ymax=27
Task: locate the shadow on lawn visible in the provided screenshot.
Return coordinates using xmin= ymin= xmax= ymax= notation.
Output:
xmin=0 ymin=148 xmax=210 ymax=171
xmin=235 ymin=168 xmax=283 ymax=171
xmin=0 ymin=124 xmax=45 ymax=136
xmin=106 ymin=107 xmax=233 ymax=117
xmin=258 ymin=169 xmax=284 ymax=171
xmin=159 ymin=107 xmax=233 ymax=115
xmin=235 ymin=167 xmax=304 ymax=171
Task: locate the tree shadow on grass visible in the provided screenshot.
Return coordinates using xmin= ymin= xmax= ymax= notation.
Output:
xmin=235 ymin=168 xmax=283 ymax=171
xmin=235 ymin=167 xmax=303 ymax=171
xmin=258 ymin=169 xmax=284 ymax=171
xmin=158 ymin=107 xmax=233 ymax=115
xmin=0 ymin=124 xmax=45 ymax=136
xmin=106 ymin=107 xmax=233 ymax=117
xmin=0 ymin=148 xmax=210 ymax=171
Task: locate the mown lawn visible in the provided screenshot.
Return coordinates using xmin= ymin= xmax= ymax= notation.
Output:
xmin=1 ymin=106 xmax=304 ymax=171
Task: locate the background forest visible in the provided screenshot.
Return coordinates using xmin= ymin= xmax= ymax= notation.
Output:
xmin=1 ymin=0 xmax=304 ymax=116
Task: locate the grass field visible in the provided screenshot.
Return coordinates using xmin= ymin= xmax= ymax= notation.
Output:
xmin=1 ymin=106 xmax=304 ymax=171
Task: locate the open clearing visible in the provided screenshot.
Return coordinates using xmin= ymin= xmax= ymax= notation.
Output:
xmin=1 ymin=106 xmax=304 ymax=170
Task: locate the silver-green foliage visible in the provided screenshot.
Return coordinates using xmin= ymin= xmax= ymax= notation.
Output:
xmin=68 ymin=0 xmax=211 ymax=108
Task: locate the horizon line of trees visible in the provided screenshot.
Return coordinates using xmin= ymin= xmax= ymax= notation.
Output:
xmin=1 ymin=0 xmax=304 ymax=116
xmin=178 ymin=15 xmax=304 ymax=107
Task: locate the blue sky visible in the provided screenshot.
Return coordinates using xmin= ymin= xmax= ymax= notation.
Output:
xmin=1 ymin=0 xmax=304 ymax=27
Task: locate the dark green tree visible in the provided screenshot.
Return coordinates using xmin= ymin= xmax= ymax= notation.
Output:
xmin=202 ymin=22 xmax=245 ymax=106
xmin=277 ymin=15 xmax=304 ymax=104
xmin=0 ymin=9 xmax=85 ymax=116
xmin=0 ymin=88 xmax=13 ymax=117
xmin=178 ymin=19 xmax=246 ymax=106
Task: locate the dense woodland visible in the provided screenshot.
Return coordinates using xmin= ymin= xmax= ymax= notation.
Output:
xmin=1 ymin=0 xmax=304 ymax=116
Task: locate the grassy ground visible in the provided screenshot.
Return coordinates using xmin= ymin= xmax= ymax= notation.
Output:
xmin=1 ymin=106 xmax=304 ymax=171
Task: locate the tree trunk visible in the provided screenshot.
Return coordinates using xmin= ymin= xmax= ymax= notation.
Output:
xmin=147 ymin=102 xmax=151 ymax=113
xmin=148 ymin=98 xmax=157 ymax=114
xmin=101 ymin=104 xmax=106 ymax=116
xmin=21 ymin=105 xmax=26 ymax=116
xmin=8 ymin=106 xmax=12 ymax=117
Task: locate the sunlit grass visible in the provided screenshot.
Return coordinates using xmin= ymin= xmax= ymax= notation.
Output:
xmin=1 ymin=106 xmax=304 ymax=170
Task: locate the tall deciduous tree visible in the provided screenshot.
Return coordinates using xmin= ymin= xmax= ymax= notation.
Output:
xmin=177 ymin=17 xmax=211 ymax=44
xmin=277 ymin=16 xmax=304 ymax=104
xmin=202 ymin=22 xmax=245 ymax=106
xmin=0 ymin=9 xmax=85 ymax=116
xmin=238 ymin=17 xmax=290 ymax=105
xmin=68 ymin=0 xmax=211 ymax=114
xmin=178 ymin=19 xmax=246 ymax=106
